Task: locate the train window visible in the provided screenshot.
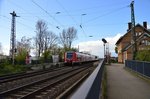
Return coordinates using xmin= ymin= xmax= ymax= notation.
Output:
xmin=67 ymin=53 xmax=73 ymax=59
xmin=77 ymin=55 xmax=81 ymax=60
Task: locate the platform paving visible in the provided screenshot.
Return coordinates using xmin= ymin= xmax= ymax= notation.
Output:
xmin=107 ymin=63 xmax=150 ymax=99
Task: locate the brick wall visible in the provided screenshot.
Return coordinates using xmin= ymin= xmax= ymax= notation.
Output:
xmin=117 ymin=24 xmax=150 ymax=63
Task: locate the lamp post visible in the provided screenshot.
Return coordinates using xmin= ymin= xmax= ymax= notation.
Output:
xmin=102 ymin=38 xmax=107 ymax=59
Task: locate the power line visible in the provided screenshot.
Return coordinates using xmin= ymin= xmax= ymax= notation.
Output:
xmin=55 ymin=1 xmax=129 ymax=14
xmin=7 ymin=0 xmax=41 ymax=19
xmin=7 ymin=0 xmax=56 ymax=28
xmin=0 ymin=14 xmax=34 ymax=30
xmin=14 ymin=1 xmax=129 ymax=16
xmin=84 ymin=5 xmax=129 ymax=24
xmin=56 ymin=0 xmax=80 ymax=25
xmin=55 ymin=0 xmax=87 ymax=37
xmin=31 ymin=0 xmax=64 ymax=29
xmin=83 ymin=22 xmax=128 ymax=27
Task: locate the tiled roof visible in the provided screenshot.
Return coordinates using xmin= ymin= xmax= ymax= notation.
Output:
xmin=115 ymin=23 xmax=150 ymax=45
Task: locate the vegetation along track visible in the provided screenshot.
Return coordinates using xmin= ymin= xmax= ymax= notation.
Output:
xmin=0 ymin=66 xmax=67 ymax=83
xmin=0 ymin=66 xmax=72 ymax=94
xmin=0 ymin=63 xmax=96 ymax=99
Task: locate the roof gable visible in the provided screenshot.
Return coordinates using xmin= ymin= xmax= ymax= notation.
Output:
xmin=116 ymin=23 xmax=150 ymax=45
xmin=122 ymin=32 xmax=150 ymax=52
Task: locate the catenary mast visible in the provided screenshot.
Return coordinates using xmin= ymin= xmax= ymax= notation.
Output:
xmin=10 ymin=11 xmax=19 ymax=65
xmin=130 ymin=1 xmax=136 ymax=60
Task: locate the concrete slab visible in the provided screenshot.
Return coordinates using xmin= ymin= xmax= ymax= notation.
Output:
xmin=107 ymin=63 xmax=150 ymax=99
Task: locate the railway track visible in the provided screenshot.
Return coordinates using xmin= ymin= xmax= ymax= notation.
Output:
xmin=0 ymin=66 xmax=66 ymax=83
xmin=0 ymin=66 xmax=72 ymax=93
xmin=0 ymin=63 xmax=96 ymax=99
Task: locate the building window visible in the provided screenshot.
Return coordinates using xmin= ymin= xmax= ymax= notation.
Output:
xmin=136 ymin=32 xmax=139 ymax=36
xmin=142 ymin=40 xmax=145 ymax=45
xmin=141 ymin=40 xmax=150 ymax=45
xmin=136 ymin=32 xmax=142 ymax=36
xmin=146 ymin=40 xmax=150 ymax=45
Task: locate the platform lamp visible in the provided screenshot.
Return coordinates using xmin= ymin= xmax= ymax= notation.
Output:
xmin=102 ymin=38 xmax=107 ymax=59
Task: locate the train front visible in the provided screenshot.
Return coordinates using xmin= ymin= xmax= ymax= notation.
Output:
xmin=64 ymin=52 xmax=74 ymax=65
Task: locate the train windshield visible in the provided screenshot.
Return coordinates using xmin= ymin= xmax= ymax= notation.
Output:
xmin=66 ymin=52 xmax=73 ymax=59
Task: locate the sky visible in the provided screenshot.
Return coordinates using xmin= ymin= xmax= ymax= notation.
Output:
xmin=0 ymin=0 xmax=150 ymax=58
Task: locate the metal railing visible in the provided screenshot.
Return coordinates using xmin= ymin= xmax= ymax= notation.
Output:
xmin=125 ymin=60 xmax=150 ymax=78
xmin=71 ymin=59 xmax=105 ymax=99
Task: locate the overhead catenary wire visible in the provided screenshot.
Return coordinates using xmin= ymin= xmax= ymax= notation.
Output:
xmin=64 ymin=1 xmax=130 ymax=13
xmin=83 ymin=22 xmax=128 ymax=27
xmin=7 ymin=0 xmax=41 ymax=22
xmin=14 ymin=1 xmax=129 ymax=16
xmin=1 ymin=1 xmax=132 ymax=37
xmin=3 ymin=1 xmax=39 ymax=30
xmin=31 ymin=0 xmax=64 ymax=29
xmin=0 ymin=14 xmax=34 ymax=30
xmin=5 ymin=0 xmax=63 ymax=32
xmin=55 ymin=0 xmax=87 ymax=37
xmin=84 ymin=5 xmax=129 ymax=24
xmin=7 ymin=0 xmax=130 ymax=30
xmin=8 ymin=0 xmax=58 ymax=22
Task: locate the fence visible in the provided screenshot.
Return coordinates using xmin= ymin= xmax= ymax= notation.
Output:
xmin=125 ymin=60 xmax=150 ymax=78
xmin=71 ymin=59 xmax=105 ymax=99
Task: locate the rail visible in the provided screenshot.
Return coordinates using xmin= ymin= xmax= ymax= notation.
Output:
xmin=71 ymin=59 xmax=105 ymax=99
xmin=125 ymin=60 xmax=150 ymax=78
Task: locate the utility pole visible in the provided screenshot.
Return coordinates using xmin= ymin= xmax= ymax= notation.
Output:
xmin=10 ymin=11 xmax=19 ymax=65
xmin=130 ymin=1 xmax=136 ymax=60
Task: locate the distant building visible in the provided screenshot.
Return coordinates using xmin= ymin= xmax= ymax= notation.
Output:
xmin=116 ymin=22 xmax=150 ymax=63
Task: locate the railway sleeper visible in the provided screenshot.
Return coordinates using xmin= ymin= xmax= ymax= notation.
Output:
xmin=2 ymin=67 xmax=91 ymax=98
xmin=24 ymin=88 xmax=36 ymax=92
xmin=35 ymin=72 xmax=88 ymax=98
xmin=18 ymin=91 xmax=29 ymax=94
xmin=10 ymin=94 xmax=24 ymax=98
xmin=35 ymin=95 xmax=43 ymax=99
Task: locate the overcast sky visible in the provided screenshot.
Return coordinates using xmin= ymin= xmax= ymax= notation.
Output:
xmin=0 ymin=0 xmax=150 ymax=57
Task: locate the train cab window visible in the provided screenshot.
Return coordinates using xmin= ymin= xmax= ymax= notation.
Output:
xmin=67 ymin=53 xmax=73 ymax=59
xmin=77 ymin=55 xmax=81 ymax=60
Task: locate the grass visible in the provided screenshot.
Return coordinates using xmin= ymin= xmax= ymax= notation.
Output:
xmin=0 ymin=64 xmax=28 ymax=76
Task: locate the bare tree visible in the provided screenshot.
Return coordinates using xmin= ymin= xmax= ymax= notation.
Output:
xmin=17 ymin=36 xmax=32 ymax=52
xmin=35 ymin=20 xmax=48 ymax=57
xmin=44 ymin=31 xmax=58 ymax=51
xmin=16 ymin=36 xmax=32 ymax=64
xmin=67 ymin=27 xmax=77 ymax=49
xmin=59 ymin=29 xmax=67 ymax=49
xmin=59 ymin=27 xmax=77 ymax=50
xmin=43 ymin=31 xmax=58 ymax=61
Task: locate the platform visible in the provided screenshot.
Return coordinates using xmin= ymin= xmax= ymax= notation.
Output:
xmin=107 ymin=63 xmax=150 ymax=99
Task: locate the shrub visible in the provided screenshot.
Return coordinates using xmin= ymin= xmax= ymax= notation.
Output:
xmin=135 ymin=49 xmax=150 ymax=62
xmin=0 ymin=63 xmax=27 ymax=76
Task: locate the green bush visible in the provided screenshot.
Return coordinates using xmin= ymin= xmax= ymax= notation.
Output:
xmin=15 ymin=49 xmax=27 ymax=65
xmin=135 ymin=49 xmax=150 ymax=62
xmin=0 ymin=64 xmax=27 ymax=76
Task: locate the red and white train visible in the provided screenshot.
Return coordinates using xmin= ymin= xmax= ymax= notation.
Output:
xmin=64 ymin=51 xmax=97 ymax=65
